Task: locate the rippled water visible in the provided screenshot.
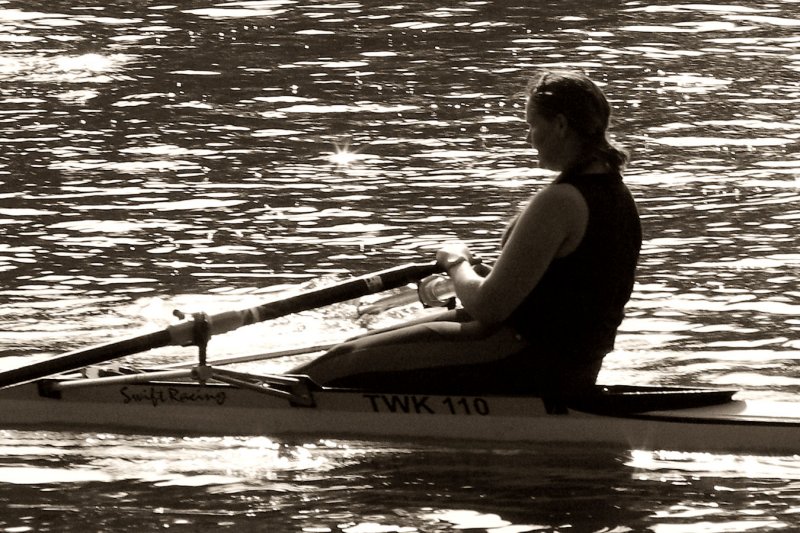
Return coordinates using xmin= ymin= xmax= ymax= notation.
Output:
xmin=1 ymin=0 xmax=799 ymax=531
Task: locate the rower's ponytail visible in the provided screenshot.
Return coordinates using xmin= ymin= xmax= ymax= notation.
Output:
xmin=595 ymin=133 xmax=629 ymax=173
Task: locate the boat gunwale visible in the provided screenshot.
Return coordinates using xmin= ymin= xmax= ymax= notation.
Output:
xmin=33 ymin=372 xmax=742 ymax=415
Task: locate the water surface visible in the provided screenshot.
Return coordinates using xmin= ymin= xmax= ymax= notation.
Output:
xmin=0 ymin=0 xmax=799 ymax=531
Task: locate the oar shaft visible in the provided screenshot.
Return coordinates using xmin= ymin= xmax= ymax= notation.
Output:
xmin=0 ymin=330 xmax=173 ymax=389
xmin=0 ymin=262 xmax=442 ymax=389
xmin=162 ymin=343 xmax=337 ymax=369
xmin=163 ymin=262 xmax=442 ymax=345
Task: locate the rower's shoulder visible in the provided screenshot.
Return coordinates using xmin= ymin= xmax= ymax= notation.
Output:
xmin=509 ymin=183 xmax=588 ymax=243
xmin=527 ymin=182 xmax=587 ymax=213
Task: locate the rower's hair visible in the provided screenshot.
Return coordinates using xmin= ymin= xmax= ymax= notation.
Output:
xmin=527 ymin=70 xmax=629 ymax=173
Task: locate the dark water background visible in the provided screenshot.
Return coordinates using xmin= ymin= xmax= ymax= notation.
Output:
xmin=1 ymin=0 xmax=799 ymax=531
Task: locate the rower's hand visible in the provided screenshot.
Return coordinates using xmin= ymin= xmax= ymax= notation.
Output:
xmin=436 ymin=242 xmax=473 ymax=274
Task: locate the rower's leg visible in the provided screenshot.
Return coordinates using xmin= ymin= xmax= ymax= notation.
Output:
xmin=289 ymin=318 xmax=530 ymax=393
xmin=342 ymin=308 xmax=469 ymax=342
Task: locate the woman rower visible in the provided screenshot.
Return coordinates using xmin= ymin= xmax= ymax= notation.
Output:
xmin=291 ymin=70 xmax=642 ymax=400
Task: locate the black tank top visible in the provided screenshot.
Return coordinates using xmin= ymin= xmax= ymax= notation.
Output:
xmin=508 ymin=172 xmax=641 ymax=366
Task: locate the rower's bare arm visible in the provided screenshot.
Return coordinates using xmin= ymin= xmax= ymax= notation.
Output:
xmin=451 ymin=184 xmax=588 ymax=324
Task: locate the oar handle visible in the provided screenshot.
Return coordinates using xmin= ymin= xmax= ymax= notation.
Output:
xmin=255 ymin=261 xmax=443 ymax=321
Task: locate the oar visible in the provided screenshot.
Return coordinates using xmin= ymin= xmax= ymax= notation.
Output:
xmin=357 ymin=274 xmax=456 ymax=316
xmin=161 ymin=343 xmax=337 ymax=369
xmin=0 ymin=262 xmax=442 ymax=389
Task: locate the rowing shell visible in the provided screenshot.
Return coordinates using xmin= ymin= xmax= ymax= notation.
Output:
xmin=0 ymin=371 xmax=796 ymax=455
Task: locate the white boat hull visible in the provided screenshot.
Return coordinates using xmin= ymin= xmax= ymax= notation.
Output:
xmin=0 ymin=378 xmax=797 ymax=455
